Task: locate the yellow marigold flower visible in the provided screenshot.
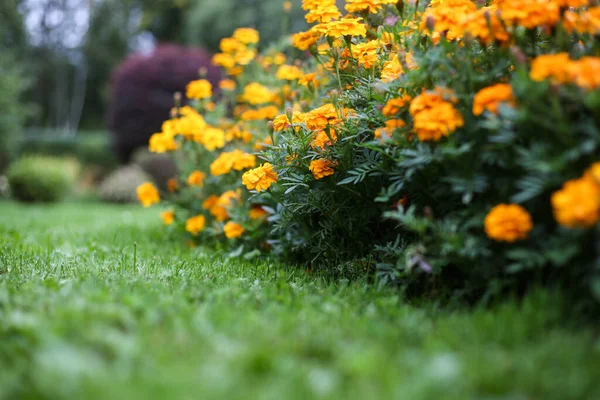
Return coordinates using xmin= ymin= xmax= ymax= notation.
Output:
xmin=186 ymin=79 xmax=212 ymax=100
xmin=551 ymin=177 xmax=600 ymax=228
xmin=137 ymin=182 xmax=160 ymax=207
xmin=382 ymin=95 xmax=412 ymax=116
xmin=219 ymin=79 xmax=237 ymax=90
xmin=298 ymin=72 xmax=317 ymax=87
xmin=305 ymin=2 xmax=341 ymax=23
xmin=302 ymin=0 xmax=321 ymax=11
xmin=242 ymin=163 xmax=279 ymax=192
xmin=220 ymin=37 xmax=243 ymax=53
xmin=381 ymin=55 xmax=404 ymax=83
xmin=345 ymin=0 xmax=384 ymax=15
xmin=224 ymin=221 xmax=245 ymax=239
xmin=187 ymin=170 xmax=206 ymax=187
xmin=484 ymin=204 xmax=533 ymax=242
xmin=292 ymin=28 xmax=321 ymax=51
xmin=316 ymin=17 xmax=367 ymax=38
xmin=161 ymin=210 xmax=175 ymax=225
xmin=530 ymin=53 xmax=573 ymax=84
xmin=283 ymin=1 xmax=292 ymax=12
xmin=201 ymin=127 xmax=226 ymax=151
xmin=218 ymin=189 xmax=241 ymax=209
xmin=210 ymin=150 xmax=256 ymax=176
xmin=409 ymin=88 xmax=464 ymax=142
xmin=167 ymin=178 xmax=178 ymax=193
xmin=472 ymin=83 xmax=515 ymax=116
xmin=309 ymin=158 xmax=335 ymax=179
xmin=249 ymin=205 xmax=268 ymax=220
xmin=276 ymin=64 xmax=304 ymax=81
xmin=149 ymin=131 xmax=178 ymax=153
xmin=233 ymin=27 xmax=260 ymax=45
xmin=185 ymin=215 xmax=206 ymax=235
xmin=242 ymin=82 xmax=273 ymax=105
xmin=234 ymin=47 xmax=257 ymax=66
xmin=212 ymin=53 xmax=236 ymax=69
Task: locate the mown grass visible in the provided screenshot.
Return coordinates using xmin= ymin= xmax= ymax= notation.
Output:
xmin=1 ymin=201 xmax=599 ymax=400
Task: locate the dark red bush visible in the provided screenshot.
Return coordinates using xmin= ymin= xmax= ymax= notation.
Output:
xmin=108 ymin=44 xmax=221 ymax=161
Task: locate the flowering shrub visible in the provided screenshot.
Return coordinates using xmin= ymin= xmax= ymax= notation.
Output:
xmin=137 ymin=1 xmax=600 ymax=303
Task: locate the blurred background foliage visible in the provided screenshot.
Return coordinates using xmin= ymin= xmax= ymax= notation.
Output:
xmin=0 ymin=0 xmax=306 ymax=200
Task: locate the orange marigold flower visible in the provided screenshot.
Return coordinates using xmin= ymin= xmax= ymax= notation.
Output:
xmin=421 ymin=0 xmax=477 ymax=42
xmin=219 ymin=79 xmax=237 ymax=90
xmin=494 ymin=0 xmax=560 ymax=29
xmin=382 ymin=95 xmax=412 ymax=116
xmin=242 ymin=163 xmax=279 ymax=192
xmin=202 ymin=195 xmax=219 ymax=210
xmin=161 ymin=210 xmax=175 ymax=225
xmin=551 ymin=177 xmax=600 ymax=228
xmin=311 ymin=129 xmax=338 ymax=150
xmin=224 ymin=221 xmax=245 ymax=239
xmin=472 ymin=83 xmax=515 ymax=116
xmin=137 ymin=182 xmax=160 ymax=207
xmin=186 ymin=79 xmax=212 ymax=100
xmin=568 ymin=57 xmax=600 ymax=91
xmin=461 ymin=7 xmax=510 ymax=46
xmin=249 ymin=205 xmax=269 ymax=220
xmin=345 ymin=0 xmax=394 ymax=14
xmin=167 ymin=178 xmax=178 ymax=192
xmin=232 ymin=27 xmax=260 ymax=45
xmin=272 ymin=111 xmax=305 ymax=131
xmin=185 ymin=215 xmax=206 ymax=235
xmin=210 ymin=150 xmax=256 ymax=176
xmin=484 ymin=204 xmax=533 ymax=242
xmin=187 ymin=170 xmax=206 ymax=187
xmin=292 ymin=28 xmax=321 ymax=51
xmin=409 ymin=88 xmax=464 ymax=142
xmin=309 ymin=158 xmax=335 ymax=179
xmin=530 ymin=53 xmax=573 ymax=84
xmin=374 ymin=119 xmax=406 ymax=140
xmin=351 ymin=40 xmax=379 ymax=69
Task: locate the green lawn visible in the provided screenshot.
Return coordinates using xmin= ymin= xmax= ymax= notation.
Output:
xmin=1 ymin=201 xmax=599 ymax=400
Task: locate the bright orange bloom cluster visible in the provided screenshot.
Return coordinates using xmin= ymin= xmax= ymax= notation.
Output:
xmin=382 ymin=94 xmax=412 ymax=116
xmin=272 ymin=111 xmax=306 ymax=132
xmin=210 ymin=150 xmax=256 ymax=176
xmin=186 ymin=79 xmax=212 ymax=100
xmin=494 ymin=0 xmax=560 ymax=29
xmin=315 ymin=17 xmax=367 ymax=38
xmin=187 ymin=170 xmax=206 ymax=187
xmin=409 ymin=88 xmax=464 ymax=142
xmin=223 ymin=221 xmax=245 ymax=238
xmin=276 ymin=65 xmax=304 ymax=81
xmin=564 ymin=7 xmax=600 ymax=35
xmin=305 ymin=0 xmax=341 ymax=23
xmin=421 ymin=0 xmax=477 ymax=42
xmin=242 ymin=163 xmax=279 ymax=192
xmin=137 ymin=182 xmax=160 ymax=207
xmin=484 ymin=204 xmax=533 ymax=242
xmin=472 ymin=84 xmax=515 ymax=116
xmin=531 ymin=54 xmax=600 ymax=91
xmin=309 ymin=158 xmax=336 ymax=179
xmin=552 ymin=164 xmax=600 ymax=228
xmin=161 ymin=210 xmax=175 ymax=225
xmin=461 ymin=7 xmax=510 ymax=46
xmin=185 ymin=215 xmax=206 ymax=235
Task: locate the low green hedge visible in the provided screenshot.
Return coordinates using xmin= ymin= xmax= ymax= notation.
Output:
xmin=6 ymin=155 xmax=79 ymax=202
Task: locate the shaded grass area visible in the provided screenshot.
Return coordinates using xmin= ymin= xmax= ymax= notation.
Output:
xmin=0 ymin=201 xmax=599 ymax=399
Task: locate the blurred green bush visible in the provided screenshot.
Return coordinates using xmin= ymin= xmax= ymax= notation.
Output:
xmin=7 ymin=155 xmax=79 ymax=202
